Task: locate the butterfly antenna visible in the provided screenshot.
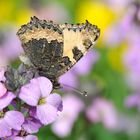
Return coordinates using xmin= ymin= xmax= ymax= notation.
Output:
xmin=61 ymin=83 xmax=88 ymax=97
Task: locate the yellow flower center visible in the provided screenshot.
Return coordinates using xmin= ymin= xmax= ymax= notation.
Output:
xmin=38 ymin=98 xmax=46 ymax=105
xmin=0 ymin=111 xmax=4 ymax=118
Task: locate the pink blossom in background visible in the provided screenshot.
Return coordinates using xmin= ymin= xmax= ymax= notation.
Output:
xmin=104 ymin=0 xmax=131 ymax=13
xmin=124 ymin=42 xmax=140 ymax=73
xmin=73 ymin=50 xmax=99 ymax=75
xmin=103 ymin=9 xmax=133 ymax=46
xmin=34 ymin=3 xmax=70 ymax=22
xmin=59 ymin=70 xmax=78 ymax=89
xmin=51 ymin=95 xmax=84 ymax=137
xmin=125 ymin=73 xmax=140 ymax=91
xmin=113 ymin=114 xmax=139 ymax=135
xmin=86 ymin=98 xmax=118 ymax=129
xmin=1 ymin=30 xmax=23 ymax=60
xmin=123 ymin=32 xmax=140 ymax=90
xmin=59 ymin=50 xmax=99 ymax=88
xmin=0 ymin=51 xmax=8 ymax=67
xmin=125 ymin=93 xmax=140 ymax=110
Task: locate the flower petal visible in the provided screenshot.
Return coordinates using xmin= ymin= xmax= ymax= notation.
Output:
xmin=36 ymin=77 xmax=53 ymax=97
xmin=37 ymin=104 xmax=57 ymax=125
xmin=0 ymin=119 xmax=11 ymax=138
xmin=59 ymin=70 xmax=78 ymax=89
xmin=47 ymin=93 xmax=63 ymax=111
xmin=0 ymin=92 xmax=16 ymax=111
xmin=0 ymin=83 xmax=7 ymax=98
xmin=23 ymin=118 xmax=42 ymax=133
xmin=0 ymin=67 xmax=6 ymax=81
xmin=29 ymin=107 xmax=38 ymax=119
xmin=13 ymin=135 xmax=38 ymax=140
xmin=25 ymin=135 xmax=38 ymax=140
xmin=19 ymin=82 xmax=40 ymax=106
xmin=52 ymin=119 xmax=73 ymax=137
xmin=13 ymin=137 xmax=24 ymax=140
xmin=74 ymin=50 xmax=99 ymax=75
xmin=4 ymin=111 xmax=24 ymax=130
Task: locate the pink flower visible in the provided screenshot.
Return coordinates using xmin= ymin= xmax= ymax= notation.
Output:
xmin=19 ymin=77 xmax=62 ymax=125
xmin=52 ymin=95 xmax=84 ymax=137
xmin=86 ymin=98 xmax=117 ymax=129
xmin=22 ymin=117 xmax=42 ymax=134
xmin=0 ymin=67 xmax=6 ymax=81
xmin=73 ymin=50 xmax=99 ymax=75
xmin=125 ymin=93 xmax=140 ymax=110
xmin=34 ymin=3 xmax=69 ymax=22
xmin=59 ymin=70 xmax=78 ymax=89
xmin=0 ymin=92 xmax=16 ymax=111
xmin=0 ymin=30 xmax=23 ymax=60
xmin=0 ymin=67 xmax=7 ymax=97
xmin=0 ymin=83 xmax=7 ymax=98
xmin=8 ymin=135 xmax=38 ymax=140
xmin=0 ymin=111 xmax=24 ymax=138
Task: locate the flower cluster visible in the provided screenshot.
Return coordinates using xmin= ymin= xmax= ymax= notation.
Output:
xmin=0 ymin=66 xmax=62 ymax=139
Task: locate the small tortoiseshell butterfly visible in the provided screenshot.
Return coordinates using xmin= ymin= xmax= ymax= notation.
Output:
xmin=17 ymin=16 xmax=100 ymax=89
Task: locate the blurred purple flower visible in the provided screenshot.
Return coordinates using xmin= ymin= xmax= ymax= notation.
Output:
xmin=59 ymin=70 xmax=78 ymax=89
xmin=52 ymin=95 xmax=84 ymax=137
xmin=0 ymin=30 xmax=23 ymax=60
xmin=123 ymin=33 xmax=140 ymax=90
xmin=19 ymin=77 xmax=62 ymax=125
xmin=125 ymin=93 xmax=140 ymax=110
xmin=125 ymin=73 xmax=140 ymax=90
xmin=59 ymin=51 xmax=99 ymax=88
xmin=0 ymin=111 xmax=24 ymax=138
xmin=124 ymin=39 xmax=140 ymax=74
xmin=105 ymin=0 xmax=131 ymax=12
xmin=0 ymin=29 xmax=23 ymax=67
xmin=103 ymin=11 xmax=133 ymax=46
xmin=73 ymin=50 xmax=99 ymax=75
xmin=0 ymin=52 xmax=8 ymax=67
xmin=86 ymin=98 xmax=117 ymax=129
xmin=35 ymin=3 xmax=69 ymax=22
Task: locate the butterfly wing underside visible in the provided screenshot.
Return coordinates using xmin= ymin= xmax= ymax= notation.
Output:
xmin=17 ymin=16 xmax=100 ymax=88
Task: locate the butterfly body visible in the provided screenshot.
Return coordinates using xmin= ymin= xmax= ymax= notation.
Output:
xmin=17 ymin=16 xmax=100 ymax=88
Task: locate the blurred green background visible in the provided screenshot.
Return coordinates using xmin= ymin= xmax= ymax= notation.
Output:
xmin=0 ymin=0 xmax=140 ymax=140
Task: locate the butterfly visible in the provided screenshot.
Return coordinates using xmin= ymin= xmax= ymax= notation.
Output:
xmin=17 ymin=16 xmax=100 ymax=89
